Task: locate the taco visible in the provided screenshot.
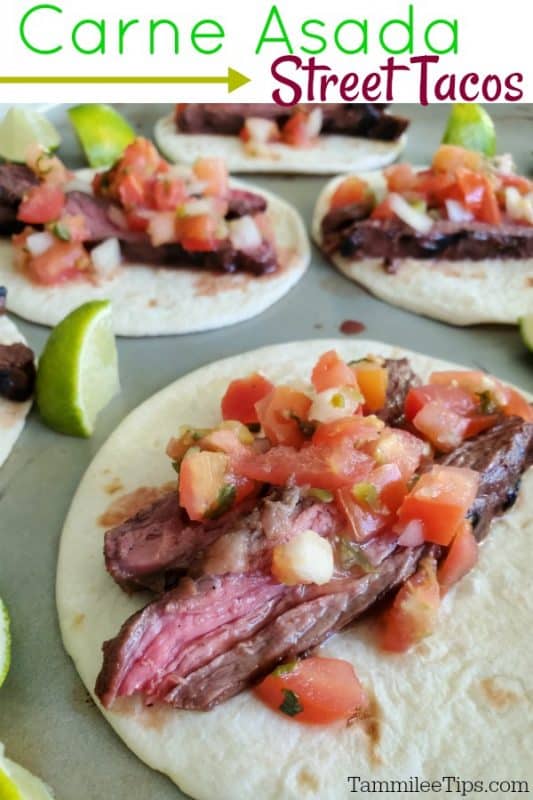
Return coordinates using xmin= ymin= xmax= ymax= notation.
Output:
xmin=57 ymin=340 xmax=533 ymax=800
xmin=155 ymin=104 xmax=409 ymax=174
xmin=0 ymin=139 xmax=309 ymax=336
xmin=312 ymin=146 xmax=533 ymax=325
xmin=0 ymin=288 xmax=35 ymax=467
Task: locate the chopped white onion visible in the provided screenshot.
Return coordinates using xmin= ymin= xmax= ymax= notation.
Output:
xmin=396 ymin=520 xmax=425 ymax=547
xmin=272 ymin=530 xmax=334 ymax=586
xmin=243 ymin=117 xmax=279 ymax=145
xmin=445 ymin=199 xmax=474 ymax=223
xmin=148 ymin=212 xmax=176 ymax=246
xmin=180 ymin=198 xmax=214 ymax=217
xmin=26 ymin=231 xmax=55 ymax=256
xmin=306 ymin=108 xmax=323 ymax=139
xmin=228 ymin=216 xmax=262 ymax=252
xmin=389 ymin=192 xmax=434 ymax=234
xmin=309 ymin=386 xmax=363 ymax=424
xmin=91 ymin=238 xmax=121 ymax=276
xmin=505 ymin=186 xmax=533 ymax=224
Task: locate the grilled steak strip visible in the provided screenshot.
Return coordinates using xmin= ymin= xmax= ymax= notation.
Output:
xmin=0 ymin=164 xmax=39 ymax=235
xmin=0 ymin=342 xmax=35 ymax=402
xmin=104 ymin=488 xmax=345 ymax=594
xmin=378 ymin=358 xmax=421 ymax=427
xmin=176 ymin=103 xmax=409 ymax=142
xmin=321 ymin=216 xmax=533 ymax=265
xmin=96 ymin=546 xmax=421 ymax=710
xmin=440 ymin=416 xmax=533 ymax=540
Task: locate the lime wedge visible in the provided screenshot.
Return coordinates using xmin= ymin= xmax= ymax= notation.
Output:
xmin=0 ymin=597 xmax=11 ymax=688
xmin=0 ymin=744 xmax=55 ymax=799
xmin=68 ymin=104 xmax=136 ymax=168
xmin=36 ymin=300 xmax=120 ymax=437
xmin=0 ymin=107 xmax=60 ymax=163
xmin=442 ymin=103 xmax=496 ymax=156
xmin=519 ymin=314 xmax=533 ymax=352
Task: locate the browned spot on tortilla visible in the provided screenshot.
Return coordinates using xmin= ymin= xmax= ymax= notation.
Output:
xmin=72 ymin=612 xmax=86 ymax=628
xmin=141 ymin=707 xmax=171 ymax=732
xmin=358 ymin=692 xmax=382 ymax=767
xmin=104 ymin=477 xmax=124 ymax=495
xmin=148 ymin=298 xmax=158 ymax=307
xmin=71 ymin=683 xmax=95 ymax=711
xmin=98 ymin=482 xmax=176 ymax=528
xmin=194 ymin=270 xmax=250 ymax=297
xmin=297 ymin=769 xmax=319 ymax=793
xmin=526 ymin=277 xmax=533 ymax=288
xmin=481 ymin=677 xmax=520 ymax=709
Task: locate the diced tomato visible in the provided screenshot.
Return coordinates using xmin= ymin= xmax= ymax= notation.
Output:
xmin=429 ymin=370 xmax=508 ymax=407
xmin=311 ymin=351 xmax=359 ymax=393
xmin=462 ymin=414 xmax=500 ymax=437
xmin=371 ymin=197 xmax=395 ymax=221
xmin=255 ymin=386 xmax=312 ymax=448
xmin=193 ymin=157 xmax=228 ymax=197
xmin=337 ymin=486 xmax=389 ymax=542
xmin=397 ymin=465 xmax=479 ymax=546
xmin=329 ymin=177 xmax=370 ymax=210
xmin=118 ymin=173 xmax=147 ymax=210
xmin=379 ymin=556 xmax=440 ymax=652
xmin=431 ymin=145 xmax=484 ymax=174
xmin=384 ymin=163 xmax=419 ymax=194
xmin=119 ymin=137 xmax=163 ymax=178
xmin=151 ymin=176 xmax=187 ymax=211
xmin=405 ymin=384 xmax=478 ymax=422
xmin=370 ymin=429 xmax=427 ymax=482
xmin=371 ymin=463 xmax=408 ymax=513
xmin=312 ymin=416 xmax=383 ymax=448
xmin=255 ymin=657 xmax=368 ymax=725
xmin=53 ymin=214 xmax=89 ymax=243
xmin=500 ymin=173 xmax=533 ymax=194
xmin=232 ymin=442 xmax=373 ymax=491
xmin=18 ymin=185 xmax=65 ymax=224
xmin=455 ymin=169 xmax=501 ymax=225
xmin=281 ymin=111 xmax=315 ymax=148
xmin=25 ymin=240 xmax=89 ymax=285
xmin=221 ymin=373 xmax=275 ymax=425
xmin=176 ymin=214 xmax=219 ymax=252
xmin=178 ymin=449 xmax=229 ymax=521
xmin=413 ymin=402 xmax=471 ymax=453
xmin=199 ymin=426 xmax=252 ymax=459
xmin=438 ymin=521 xmax=479 ymax=594
xmin=352 ymin=362 xmax=388 ymax=413
xmin=503 ymin=388 xmax=533 ymax=422
xmin=337 ymin=463 xmax=407 ymax=541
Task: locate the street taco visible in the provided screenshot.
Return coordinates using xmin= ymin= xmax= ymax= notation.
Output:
xmin=312 ymin=146 xmax=533 ymax=325
xmin=155 ymin=104 xmax=408 ymax=174
xmin=0 ymin=139 xmax=309 ymax=336
xmin=0 ymin=288 xmax=34 ymax=467
xmin=57 ymin=340 xmax=533 ymax=800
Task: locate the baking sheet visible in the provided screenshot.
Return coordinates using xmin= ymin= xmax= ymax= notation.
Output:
xmin=0 ymin=103 xmax=532 ymax=800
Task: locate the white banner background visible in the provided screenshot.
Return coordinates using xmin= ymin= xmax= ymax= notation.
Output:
xmin=0 ymin=0 xmax=531 ymax=103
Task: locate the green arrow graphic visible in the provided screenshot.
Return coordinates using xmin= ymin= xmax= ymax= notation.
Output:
xmin=0 ymin=67 xmax=250 ymax=93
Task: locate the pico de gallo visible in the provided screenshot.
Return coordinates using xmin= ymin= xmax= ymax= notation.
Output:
xmin=162 ymin=349 xmax=532 ymax=724
xmin=11 ymin=138 xmax=275 ymax=286
xmin=324 ymin=144 xmax=533 ymax=239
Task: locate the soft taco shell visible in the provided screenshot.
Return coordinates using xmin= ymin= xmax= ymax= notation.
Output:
xmin=312 ymin=173 xmax=533 ymax=326
xmin=56 ymin=340 xmax=533 ymax=800
xmin=155 ymin=114 xmax=406 ymax=175
xmin=0 ymin=173 xmax=309 ymax=337
xmin=0 ymin=315 xmax=32 ymax=468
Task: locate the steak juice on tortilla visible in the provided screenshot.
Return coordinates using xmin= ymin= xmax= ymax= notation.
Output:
xmin=57 ymin=340 xmax=533 ymax=800
xmin=0 ymin=138 xmax=309 ymax=336
xmin=313 ymin=144 xmax=533 ymax=325
xmin=155 ymin=103 xmax=409 ymax=174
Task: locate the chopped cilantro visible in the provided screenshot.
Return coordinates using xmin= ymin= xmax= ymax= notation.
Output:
xmin=279 ymin=689 xmax=303 ymax=717
xmin=338 ymin=538 xmax=376 ymax=573
xmin=308 ymin=488 xmax=334 ymax=503
xmin=205 ymin=484 xmax=236 ymax=520
xmin=272 ymin=660 xmax=298 ymax=677
xmin=52 ymin=221 xmax=71 ymax=241
xmin=352 ymin=482 xmax=379 ymax=509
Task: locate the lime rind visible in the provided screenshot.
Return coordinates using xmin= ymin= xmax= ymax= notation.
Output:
xmin=36 ymin=300 xmax=120 ymax=438
xmin=442 ymin=103 xmax=497 ymax=156
xmin=0 ymin=744 xmax=55 ymax=799
xmin=68 ymin=104 xmax=136 ymax=168
xmin=0 ymin=597 xmax=10 ymax=688
xmin=0 ymin=107 xmax=61 ymax=163
xmin=519 ymin=314 xmax=533 ymax=352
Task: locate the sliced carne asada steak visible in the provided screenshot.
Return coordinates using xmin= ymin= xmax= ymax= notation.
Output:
xmin=321 ymin=217 xmax=533 ymax=266
xmin=104 ymin=488 xmax=345 ymax=594
xmin=0 ymin=164 xmax=39 ymax=235
xmin=377 ymin=358 xmax=421 ymax=427
xmin=95 ymin=545 xmax=421 ymax=710
xmin=0 ymin=341 xmax=36 ymax=402
xmin=440 ymin=416 xmax=533 ymax=540
xmin=176 ymin=103 xmax=409 ymax=142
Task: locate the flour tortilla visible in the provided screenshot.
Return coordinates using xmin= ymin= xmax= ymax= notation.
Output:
xmin=313 ymin=172 xmax=533 ymax=326
xmin=155 ymin=114 xmax=406 ymax=175
xmin=0 ymin=172 xmax=309 ymax=337
xmin=57 ymin=339 xmax=533 ymax=800
xmin=0 ymin=315 xmax=32 ymax=468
